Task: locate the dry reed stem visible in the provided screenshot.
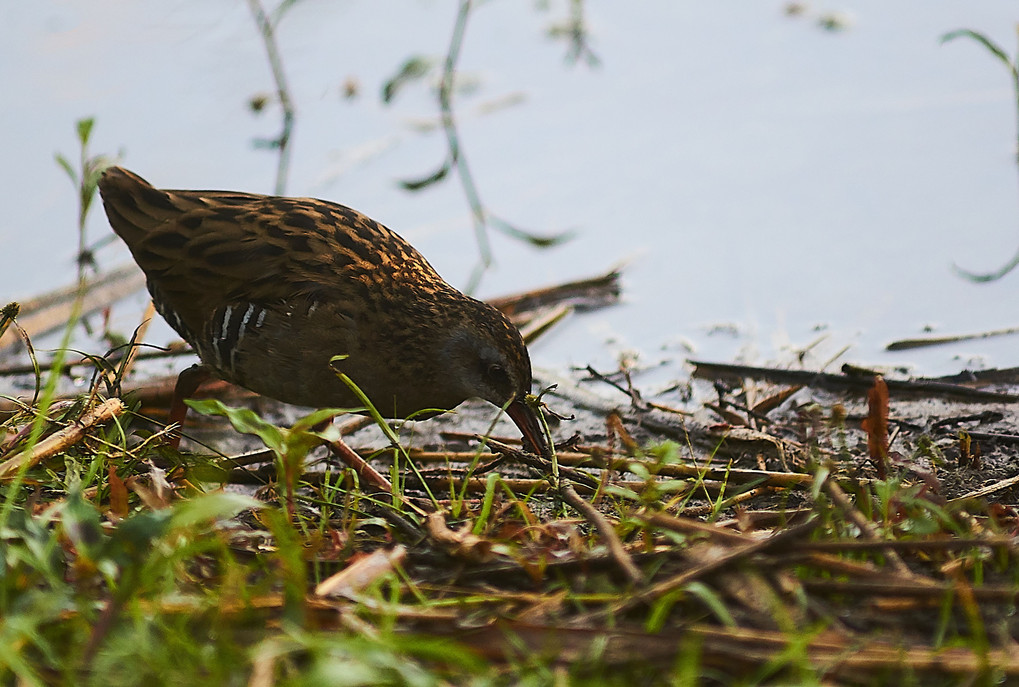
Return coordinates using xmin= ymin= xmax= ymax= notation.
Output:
xmin=690 ymin=624 xmax=1019 ymax=675
xmin=392 ymin=448 xmax=817 ymax=487
xmin=114 ymin=299 xmax=156 ymax=382
xmin=325 ymin=436 xmax=393 ymax=494
xmin=609 ymin=517 xmax=820 ymax=615
xmin=0 ymin=397 xmax=125 ymax=480
xmin=560 ymin=482 xmax=645 ymax=585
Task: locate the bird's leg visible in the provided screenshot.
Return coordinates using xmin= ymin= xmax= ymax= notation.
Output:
xmin=167 ymin=364 xmax=212 ymax=449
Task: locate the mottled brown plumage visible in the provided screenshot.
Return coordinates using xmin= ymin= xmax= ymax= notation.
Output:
xmin=98 ymin=167 xmax=547 ymax=454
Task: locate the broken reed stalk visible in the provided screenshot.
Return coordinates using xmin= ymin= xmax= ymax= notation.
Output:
xmin=325 ymin=436 xmax=394 ymax=494
xmin=560 ymin=482 xmax=645 ymax=585
xmin=112 ymin=300 xmax=156 ymax=383
xmin=386 ymin=448 xmax=817 ymax=487
xmin=688 ymin=623 xmax=1019 ymax=675
xmin=0 ymin=398 xmax=125 ymax=480
xmin=0 ymin=346 xmax=191 ymax=378
xmin=609 ymin=517 xmax=820 ymax=615
xmin=689 ymin=359 xmax=1019 ymax=402
xmin=482 ymin=437 xmax=644 ymax=586
xmin=637 ymin=511 xmax=752 ymax=544
xmin=800 ymin=577 xmax=1019 ymax=601
xmin=886 ymin=325 xmax=1019 ymax=351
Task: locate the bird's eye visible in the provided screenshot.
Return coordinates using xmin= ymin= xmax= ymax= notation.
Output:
xmin=485 ymin=362 xmax=510 ymax=390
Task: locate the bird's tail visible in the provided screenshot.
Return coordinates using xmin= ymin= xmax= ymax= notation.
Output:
xmin=98 ymin=167 xmax=182 ymax=247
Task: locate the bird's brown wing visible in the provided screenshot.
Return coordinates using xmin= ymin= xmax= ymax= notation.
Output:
xmin=98 ymin=166 xmax=442 ymax=344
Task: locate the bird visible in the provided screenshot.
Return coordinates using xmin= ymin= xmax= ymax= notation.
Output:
xmin=97 ymin=167 xmax=549 ymax=459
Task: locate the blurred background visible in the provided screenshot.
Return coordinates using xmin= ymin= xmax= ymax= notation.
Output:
xmin=2 ymin=0 xmax=1019 ymax=385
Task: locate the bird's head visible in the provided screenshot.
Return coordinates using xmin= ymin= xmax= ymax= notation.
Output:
xmin=437 ymin=299 xmax=550 ymax=458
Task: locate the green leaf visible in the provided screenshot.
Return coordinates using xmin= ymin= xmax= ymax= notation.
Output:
xmin=290 ymin=407 xmax=352 ymax=434
xmin=76 ymin=117 xmax=95 ymax=146
xmin=329 ymin=361 xmax=400 ymax=448
xmin=490 ymin=216 xmax=576 ymax=248
xmin=381 ymin=55 xmax=434 ymax=104
xmin=941 ymin=29 xmax=1017 ymax=74
xmin=810 ymin=463 xmax=830 ymax=501
xmin=627 ymin=462 xmax=651 ymax=480
xmin=330 ymin=358 xmax=439 ymax=507
xmin=398 ymin=158 xmax=451 ymax=191
xmin=58 ymin=490 xmax=105 ymax=561
xmin=54 ymin=153 xmax=77 ymax=184
xmin=685 ymin=581 xmax=737 ymax=627
xmin=645 ymin=588 xmax=683 ymax=633
xmin=111 ymin=510 xmax=173 ymax=554
xmin=656 ymin=479 xmax=693 ymax=494
xmin=169 ymin=492 xmax=263 ymax=529
xmin=603 ymin=484 xmax=641 ymax=501
xmin=186 ymin=398 xmax=285 ymax=452
xmin=952 ymin=249 xmax=1019 ymax=283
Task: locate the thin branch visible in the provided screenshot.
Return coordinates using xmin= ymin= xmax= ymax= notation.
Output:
xmin=609 ymin=517 xmax=820 ymax=615
xmin=560 ymin=482 xmax=645 ymax=585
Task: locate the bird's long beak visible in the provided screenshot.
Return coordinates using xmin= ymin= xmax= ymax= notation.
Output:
xmin=506 ymin=398 xmax=553 ymax=460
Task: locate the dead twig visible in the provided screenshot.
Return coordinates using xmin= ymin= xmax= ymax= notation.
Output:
xmin=0 ymin=345 xmax=190 ymax=378
xmin=487 ymin=267 xmax=621 ymax=316
xmin=950 ymin=471 xmax=1019 ymax=503
xmin=690 ymin=360 xmax=1019 ymax=402
xmin=688 ymin=623 xmax=1019 ymax=676
xmin=800 ymin=577 xmax=1019 ymax=602
xmin=609 ymin=516 xmax=820 ymax=615
xmin=792 ymin=537 xmax=1016 ymax=553
xmin=886 ymin=324 xmax=1019 ymax=351
xmin=112 ymin=301 xmax=156 ymax=384
xmin=484 ymin=437 xmax=644 ymax=585
xmin=560 ymin=482 xmax=645 ymax=585
xmin=0 ymin=398 xmax=125 ymax=480
xmin=636 ymin=511 xmax=748 ymax=544
xmin=325 ymin=437 xmax=394 ymax=495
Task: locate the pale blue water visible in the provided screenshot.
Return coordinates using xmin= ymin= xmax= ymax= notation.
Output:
xmin=2 ymin=1 xmax=1019 ymax=385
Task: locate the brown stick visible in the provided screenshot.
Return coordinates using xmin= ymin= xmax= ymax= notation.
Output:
xmin=690 ymin=359 xmax=1019 ymax=402
xmin=115 ymin=300 xmax=157 ymax=383
xmin=950 ymin=472 xmax=1019 ymax=503
xmin=801 ymin=578 xmax=1019 ymax=601
xmin=638 ymin=511 xmax=750 ymax=544
xmin=0 ymin=398 xmax=125 ymax=480
xmin=371 ymin=448 xmax=817 ymax=488
xmin=611 ymin=517 xmax=820 ymax=614
xmin=487 ymin=267 xmax=621 ymax=316
xmin=688 ymin=623 xmax=1019 ymax=674
xmin=325 ymin=437 xmax=394 ymax=494
xmin=560 ymin=482 xmax=645 ymax=585
xmin=886 ymin=325 xmax=1019 ymax=351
